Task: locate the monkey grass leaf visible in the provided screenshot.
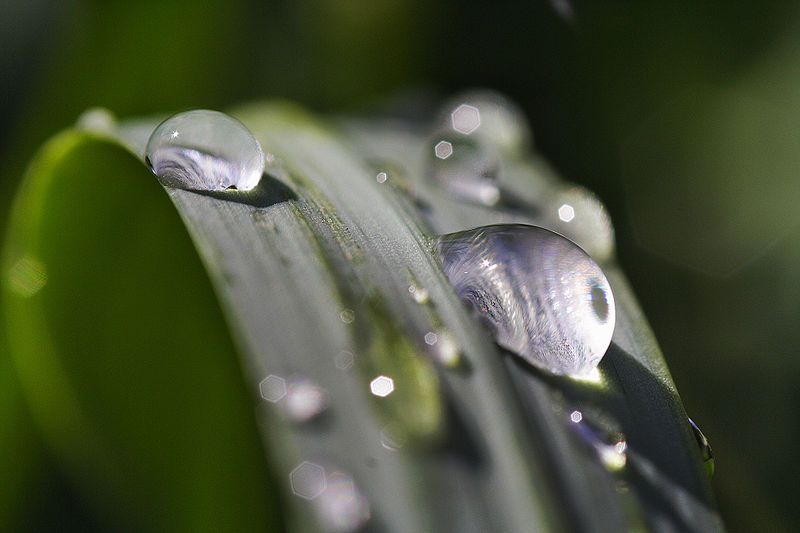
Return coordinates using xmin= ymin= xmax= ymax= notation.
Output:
xmin=3 ymin=101 xmax=725 ymax=532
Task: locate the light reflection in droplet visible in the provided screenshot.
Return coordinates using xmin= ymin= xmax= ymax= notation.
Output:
xmin=376 ymin=171 xmax=388 ymax=184
xmin=570 ymin=410 xmax=583 ymax=423
xmin=369 ymin=376 xmax=394 ymax=397
xmin=259 ymin=374 xmax=287 ymax=403
xmin=145 ymin=109 xmax=264 ymax=191
xmin=437 ymin=224 xmax=615 ymax=376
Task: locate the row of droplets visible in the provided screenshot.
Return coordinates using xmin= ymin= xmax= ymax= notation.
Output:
xmin=143 ymin=98 xmax=615 ymax=377
xmin=137 ymin=96 xmax=711 ymax=531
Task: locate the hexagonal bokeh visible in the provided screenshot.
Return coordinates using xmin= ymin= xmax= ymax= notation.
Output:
xmin=434 ymin=140 xmax=453 ymax=159
xmin=621 ymin=86 xmax=800 ymax=277
xmin=259 ymin=374 xmax=287 ymax=402
xmin=451 ymin=104 xmax=481 ymax=134
xmin=557 ymin=204 xmax=575 ymax=223
xmin=289 ymin=461 xmax=327 ymax=500
xmin=369 ymin=376 xmax=394 ymax=397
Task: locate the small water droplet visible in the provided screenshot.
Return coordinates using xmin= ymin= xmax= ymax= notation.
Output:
xmin=428 ymin=134 xmax=501 ymax=206
xmin=439 ymin=90 xmax=533 ymax=155
xmin=549 ymin=185 xmax=615 ymax=262
xmin=437 ymin=224 xmax=615 ymax=376
xmin=408 ymin=284 xmax=430 ymax=304
xmin=284 ymin=377 xmax=328 ymax=423
xmin=569 ymin=409 xmax=628 ymax=471
xmin=376 ymin=171 xmax=388 ymax=184
xmin=145 ymin=110 xmax=264 ymax=191
xmin=76 ymin=107 xmax=116 ymax=133
xmin=688 ymin=417 xmax=715 ymax=477
xmin=424 ymin=330 xmax=462 ymax=368
xmin=316 ymin=471 xmax=370 ymax=532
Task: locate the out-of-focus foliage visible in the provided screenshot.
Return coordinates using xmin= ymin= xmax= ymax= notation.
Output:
xmin=1 ymin=1 xmax=799 ymax=531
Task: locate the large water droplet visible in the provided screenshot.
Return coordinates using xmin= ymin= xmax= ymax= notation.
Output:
xmin=436 ymin=224 xmax=615 ymax=376
xmin=428 ymin=134 xmax=501 ymax=206
xmin=439 ymin=90 xmax=533 ymax=155
xmin=145 ymin=110 xmax=264 ymax=191
xmin=688 ymin=417 xmax=715 ymax=478
xmin=550 ymin=185 xmax=615 ymax=262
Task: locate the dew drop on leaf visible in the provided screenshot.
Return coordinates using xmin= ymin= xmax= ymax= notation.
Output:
xmin=427 ymin=134 xmax=501 ymax=206
xmin=436 ymin=224 xmax=615 ymax=376
xmin=688 ymin=417 xmax=715 ymax=478
xmin=438 ymin=90 xmax=533 ymax=156
xmin=549 ymin=185 xmax=615 ymax=262
xmin=145 ymin=110 xmax=264 ymax=191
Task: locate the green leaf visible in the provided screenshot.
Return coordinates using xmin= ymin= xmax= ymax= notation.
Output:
xmin=3 ymin=101 xmax=724 ymax=532
xmin=2 ymin=131 xmax=281 ymax=532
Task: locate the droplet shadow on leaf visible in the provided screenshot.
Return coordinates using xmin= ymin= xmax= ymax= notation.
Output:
xmin=190 ymin=172 xmax=298 ymax=208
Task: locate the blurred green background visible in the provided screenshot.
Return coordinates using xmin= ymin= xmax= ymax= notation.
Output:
xmin=1 ymin=0 xmax=798 ymax=531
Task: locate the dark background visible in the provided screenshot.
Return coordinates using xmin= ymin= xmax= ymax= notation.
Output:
xmin=1 ymin=1 xmax=798 ymax=531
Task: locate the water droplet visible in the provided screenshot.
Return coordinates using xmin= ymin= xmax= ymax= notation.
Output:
xmin=408 ymin=284 xmax=429 ymax=304
xmin=688 ymin=417 xmax=715 ymax=477
xmin=569 ymin=409 xmax=628 ymax=471
xmin=76 ymin=107 xmax=116 ymax=133
xmin=424 ymin=330 xmax=462 ymax=368
xmin=284 ymin=377 xmax=328 ymax=423
xmin=316 ymin=471 xmax=370 ymax=532
xmin=375 ymin=171 xmax=388 ymax=184
xmin=439 ymin=90 xmax=533 ymax=155
xmin=436 ymin=224 xmax=615 ymax=376
xmin=145 ymin=110 xmax=264 ymax=191
xmin=427 ymin=134 xmax=501 ymax=206
xmin=549 ymin=185 xmax=615 ymax=262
